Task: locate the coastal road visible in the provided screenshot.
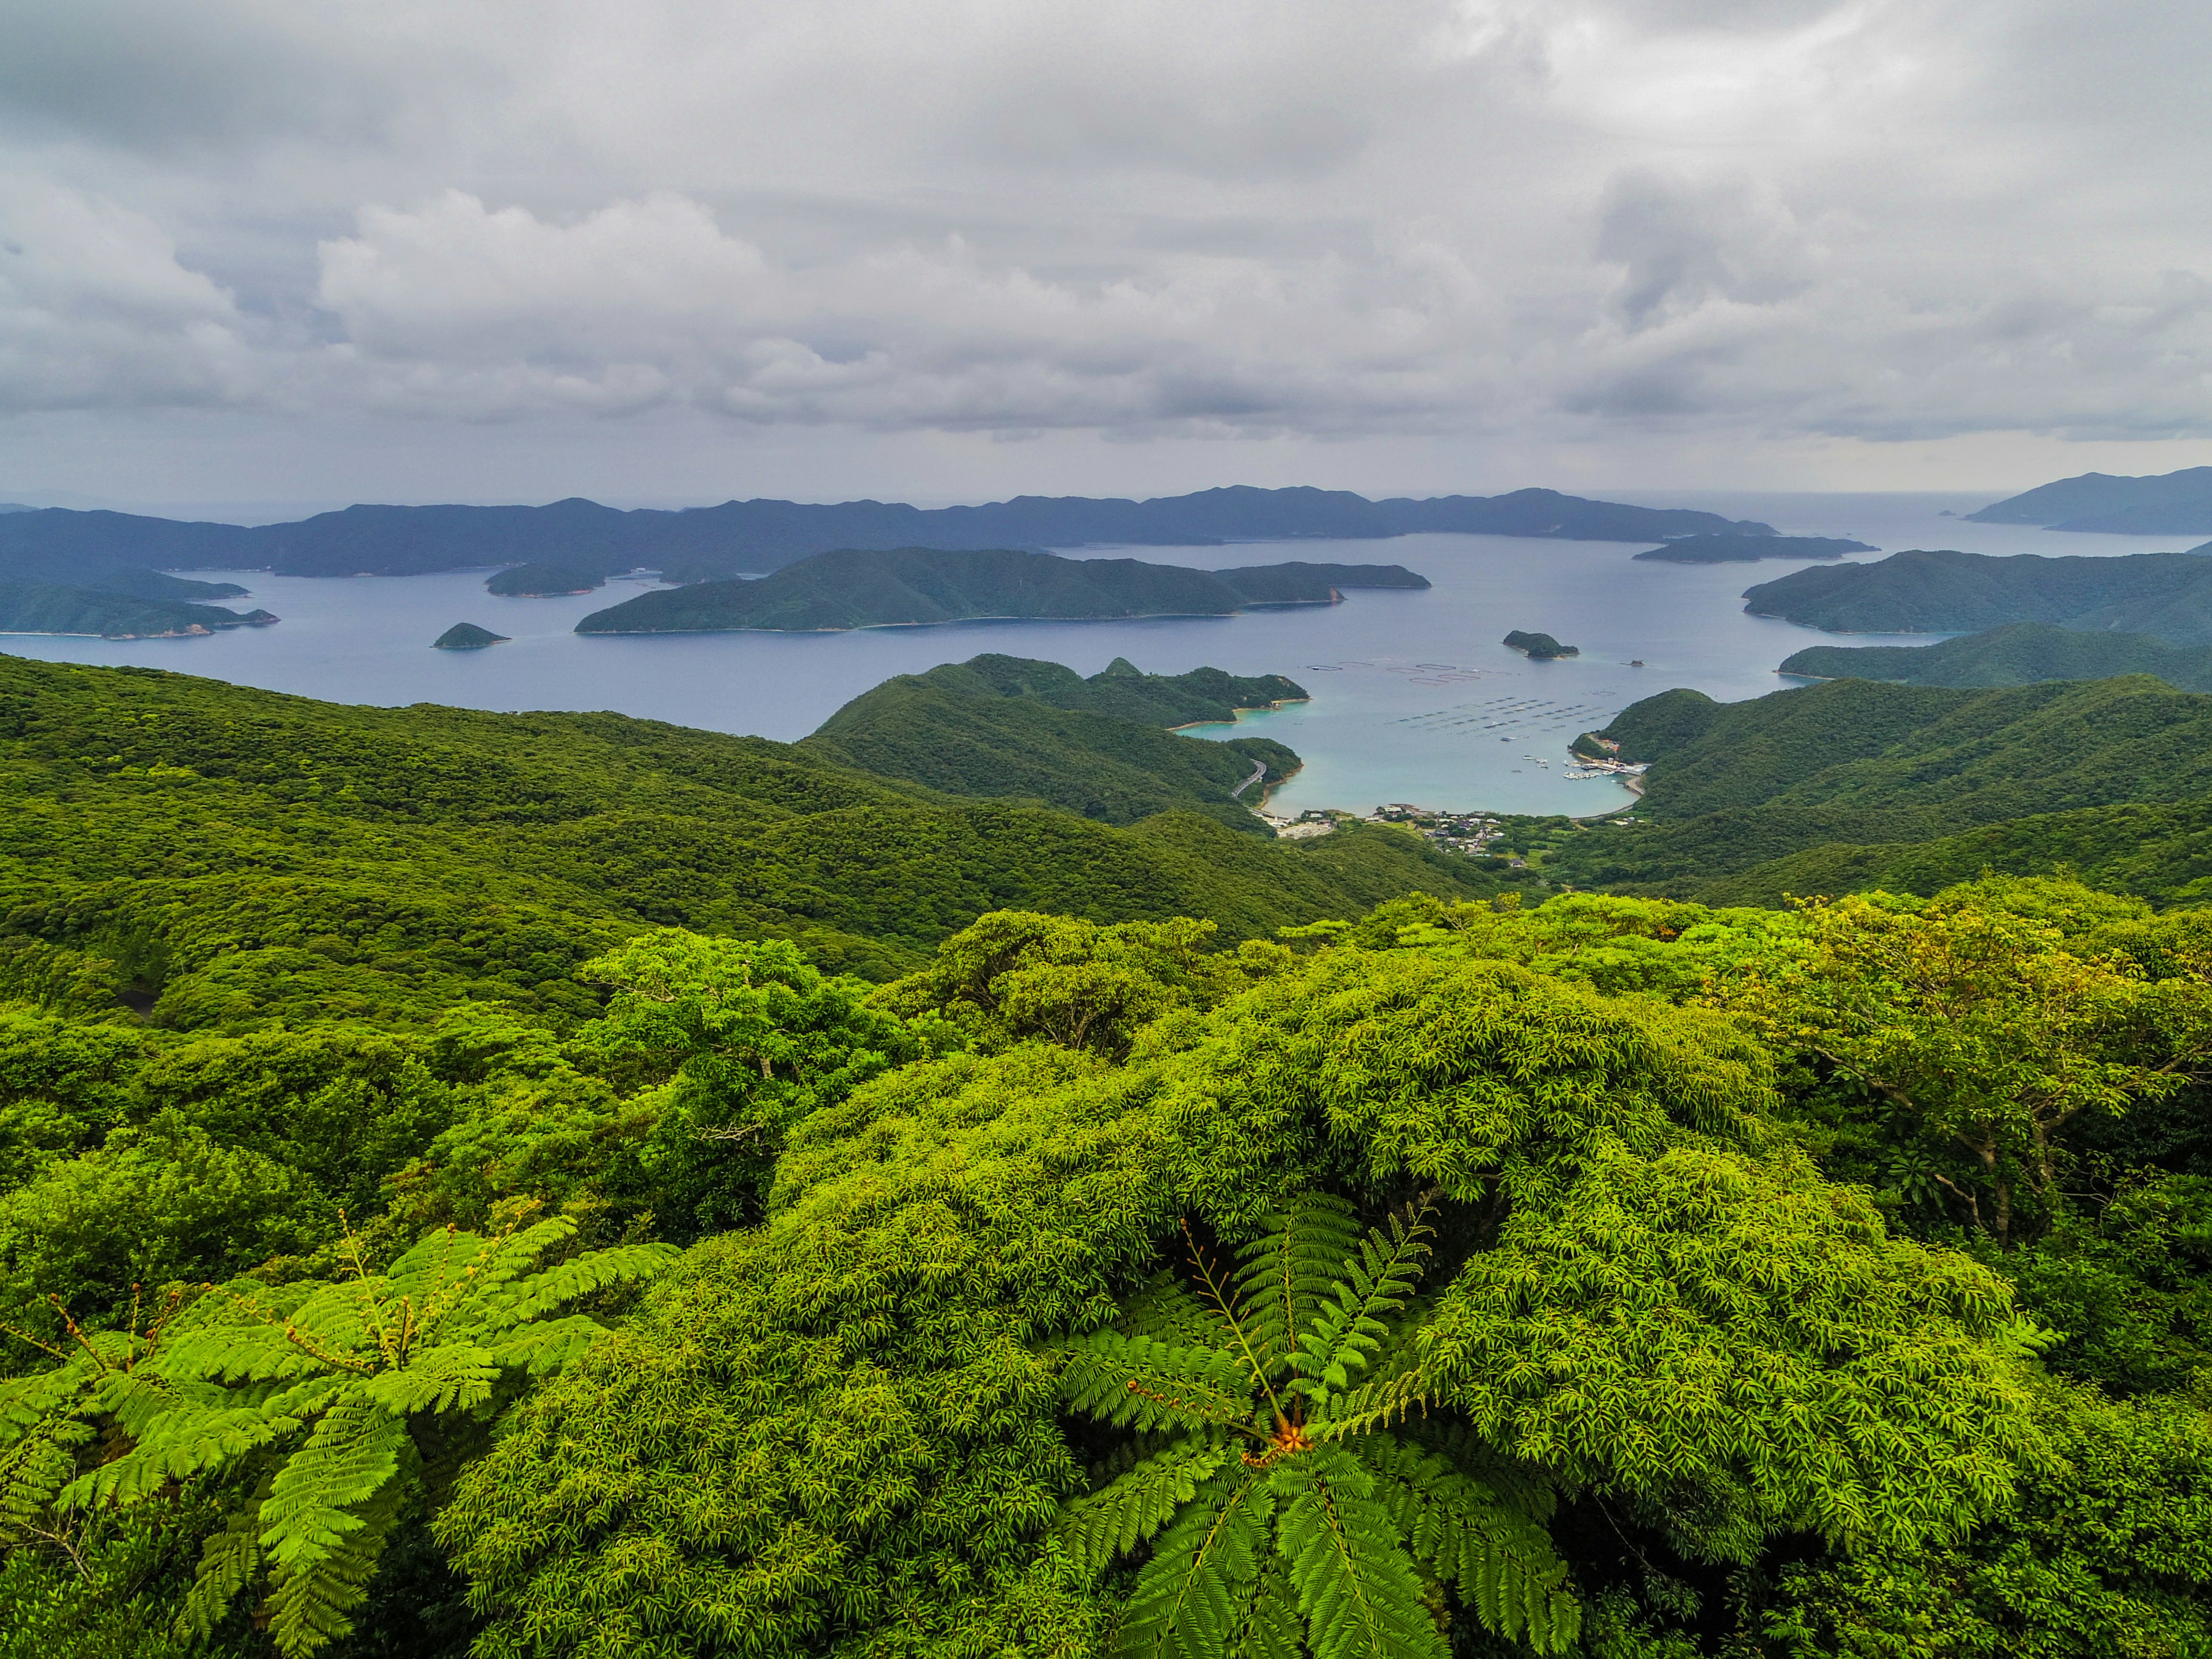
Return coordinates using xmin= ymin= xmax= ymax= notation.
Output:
xmin=1230 ymin=757 xmax=1268 ymax=800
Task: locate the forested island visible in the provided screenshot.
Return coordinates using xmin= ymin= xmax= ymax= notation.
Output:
xmin=0 ymin=485 xmax=1772 ymax=585
xmin=1633 ymin=532 xmax=1874 ymax=563
xmin=1780 ymin=619 xmax=2212 ymax=690
xmin=1504 ymin=628 xmax=1578 ymax=658
xmin=1968 ymin=463 xmax=2212 ymax=533
xmin=483 ymin=562 xmax=603 ymax=596
xmin=431 ymin=623 xmax=509 ymax=650
xmin=0 ymin=577 xmax=275 ymax=639
xmin=1743 ymin=545 xmax=2212 ymax=640
xmin=572 ymin=547 xmax=1427 ymax=632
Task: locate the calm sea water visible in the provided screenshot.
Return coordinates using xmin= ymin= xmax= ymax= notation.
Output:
xmin=2 ymin=491 xmax=2192 ymax=817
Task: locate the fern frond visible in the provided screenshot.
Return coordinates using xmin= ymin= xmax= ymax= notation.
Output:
xmin=1277 ymin=1446 xmax=1448 ymax=1659
xmin=1058 ymin=1441 xmax=1233 ymax=1578
xmin=62 ymin=1401 xmax=300 ymax=1508
xmin=475 ymin=1241 xmax=680 ymax=1332
xmin=360 ymin=1344 xmax=502 ymax=1416
xmin=1226 ymin=1550 xmax=1303 ymax=1659
xmin=1118 ymin=1271 xmax=1223 ymax=1348
xmin=1058 ymin=1331 xmax=1255 ymax=1433
xmin=260 ymin=1440 xmax=412 ymax=1658
xmin=161 ymin=1324 xmax=331 ymax=1387
xmin=0 ymin=1411 xmax=96 ymax=1537
xmin=1232 ymin=1195 xmax=1363 ymax=1374
xmin=484 ymin=1313 xmax=609 ymax=1377
xmin=1116 ymin=1465 xmax=1275 ymax=1659
xmin=179 ymin=1505 xmax=262 ymax=1642
xmin=1361 ymin=1435 xmax=1580 ymax=1656
xmin=256 ymin=1392 xmax=407 ymax=1574
xmin=1293 ymin=1201 xmax=1433 ymax=1397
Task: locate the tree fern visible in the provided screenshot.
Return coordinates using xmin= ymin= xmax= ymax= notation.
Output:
xmin=0 ymin=1215 xmax=677 ymax=1657
xmin=1052 ymin=1194 xmax=1580 ymax=1658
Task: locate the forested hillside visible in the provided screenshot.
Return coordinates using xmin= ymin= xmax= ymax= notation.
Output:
xmin=804 ymin=654 xmax=1302 ymax=831
xmin=1743 ymin=546 xmax=2212 ymax=640
xmin=1779 ymin=619 xmax=2212 ymax=690
xmin=1552 ymin=673 xmax=2212 ymax=903
xmin=6 ymin=653 xmax=2212 ymax=1659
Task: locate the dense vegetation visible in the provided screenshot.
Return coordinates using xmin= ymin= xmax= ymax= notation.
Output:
xmin=1781 ymin=620 xmax=2212 ymax=690
xmin=1632 ymin=533 xmax=1872 ymax=563
xmin=1967 ymin=463 xmax=2212 ymax=533
xmin=1503 ymin=631 xmax=1578 ymax=660
xmin=1548 ymin=673 xmax=2212 ymax=905
xmin=1743 ymin=547 xmax=2212 ymax=642
xmin=0 ymin=489 xmax=1770 ymax=585
xmin=573 ymin=548 xmax=1426 ymax=633
xmin=803 ymin=654 xmax=1302 ymax=833
xmin=0 ymin=580 xmax=272 ymax=642
xmin=6 ymin=649 xmax=2212 ymax=1658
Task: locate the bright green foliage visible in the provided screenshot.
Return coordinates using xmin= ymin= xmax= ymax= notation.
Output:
xmin=571 ymin=931 xmax=923 ymax=1238
xmin=1725 ymin=887 xmax=2212 ymax=1245
xmin=0 ymin=1217 xmax=673 ymax=1657
xmin=1055 ymin=1195 xmax=1580 ymax=1657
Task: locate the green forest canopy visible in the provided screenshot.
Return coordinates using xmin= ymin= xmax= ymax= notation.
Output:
xmin=3 ymin=650 xmax=2212 ymax=1659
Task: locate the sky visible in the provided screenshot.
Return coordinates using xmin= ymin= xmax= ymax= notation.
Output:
xmin=3 ymin=0 xmax=2211 ymax=517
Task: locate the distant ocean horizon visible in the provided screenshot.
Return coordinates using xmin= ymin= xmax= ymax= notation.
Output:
xmin=2 ymin=491 xmax=2192 ymax=819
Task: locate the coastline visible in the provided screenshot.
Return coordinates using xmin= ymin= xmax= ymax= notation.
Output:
xmin=576 ymin=599 xmax=1346 ymax=636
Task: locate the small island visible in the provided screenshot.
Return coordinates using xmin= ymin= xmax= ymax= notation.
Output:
xmin=573 ymin=547 xmax=1430 ymax=634
xmin=432 ymin=623 xmax=510 ymax=650
xmin=1633 ymin=533 xmax=1874 ymax=563
xmin=0 ymin=579 xmax=276 ymax=640
xmin=1504 ymin=630 xmax=1579 ymax=660
xmin=487 ymin=562 xmax=605 ymax=596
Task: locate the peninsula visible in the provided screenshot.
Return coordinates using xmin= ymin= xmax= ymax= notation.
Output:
xmin=0 ymin=579 xmax=276 ymax=639
xmin=1503 ymin=630 xmax=1578 ymax=659
xmin=485 ymin=563 xmax=604 ymax=596
xmin=1742 ymin=546 xmax=2212 ymax=642
xmin=571 ymin=547 xmax=1426 ymax=634
xmin=1779 ymin=621 xmax=2212 ymax=691
xmin=1633 ymin=533 xmax=1874 ymax=563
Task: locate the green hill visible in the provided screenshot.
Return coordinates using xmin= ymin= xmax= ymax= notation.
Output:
xmin=431 ymin=623 xmax=509 ymax=650
xmin=1548 ymin=673 xmax=2212 ymax=904
xmin=1505 ymin=629 xmax=1578 ymax=658
xmin=1633 ymin=533 xmax=1873 ymax=563
xmin=1781 ymin=620 xmax=2212 ymax=690
xmin=893 ymin=653 xmax=1305 ymax=725
xmin=0 ymin=580 xmax=275 ymax=639
xmin=802 ymin=655 xmax=1302 ymax=833
xmin=1743 ymin=547 xmax=2212 ymax=641
xmin=572 ymin=547 xmax=1426 ymax=633
xmin=0 ymin=653 xmax=1487 ymax=1013
xmin=1966 ymin=465 xmax=2212 ymax=533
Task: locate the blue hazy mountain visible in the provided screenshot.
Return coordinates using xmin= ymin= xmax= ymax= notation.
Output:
xmin=1965 ymin=466 xmax=2212 ymax=533
xmin=0 ymin=486 xmax=1772 ymax=585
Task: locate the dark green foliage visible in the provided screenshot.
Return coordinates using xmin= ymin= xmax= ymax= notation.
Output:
xmin=0 ymin=581 xmax=273 ymax=641
xmin=1780 ymin=619 xmax=2212 ymax=691
xmin=1502 ymin=631 xmax=1577 ymax=659
xmin=881 ymin=652 xmax=1307 ymax=726
xmin=1633 ymin=534 xmax=1873 ymax=563
xmin=428 ymin=624 xmax=507 ymax=650
xmin=483 ymin=566 xmax=601 ymax=597
xmin=1209 ymin=562 xmax=1429 ymax=600
xmin=574 ymin=547 xmax=1403 ymax=633
xmin=1744 ymin=547 xmax=2212 ymax=643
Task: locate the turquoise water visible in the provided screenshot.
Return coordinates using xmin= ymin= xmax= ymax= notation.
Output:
xmin=2 ymin=492 xmax=2191 ymax=817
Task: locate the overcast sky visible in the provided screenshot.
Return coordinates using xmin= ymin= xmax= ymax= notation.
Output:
xmin=3 ymin=0 xmax=2211 ymax=514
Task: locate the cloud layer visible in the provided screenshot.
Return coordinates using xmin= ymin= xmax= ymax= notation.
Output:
xmin=3 ymin=0 xmax=2210 ymax=491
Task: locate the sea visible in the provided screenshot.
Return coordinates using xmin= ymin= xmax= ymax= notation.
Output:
xmin=2 ymin=491 xmax=2194 ymax=819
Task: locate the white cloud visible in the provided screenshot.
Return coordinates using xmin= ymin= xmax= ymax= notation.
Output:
xmin=3 ymin=0 xmax=2211 ymax=490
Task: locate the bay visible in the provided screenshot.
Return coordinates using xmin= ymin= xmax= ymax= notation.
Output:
xmin=1 ymin=491 xmax=2191 ymax=818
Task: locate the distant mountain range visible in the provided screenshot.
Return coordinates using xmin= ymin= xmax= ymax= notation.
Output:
xmin=0 ymin=486 xmax=1772 ymax=586
xmin=574 ymin=548 xmax=1429 ymax=633
xmin=1741 ymin=545 xmax=2212 ymax=642
xmin=1966 ymin=466 xmax=2212 ymax=534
